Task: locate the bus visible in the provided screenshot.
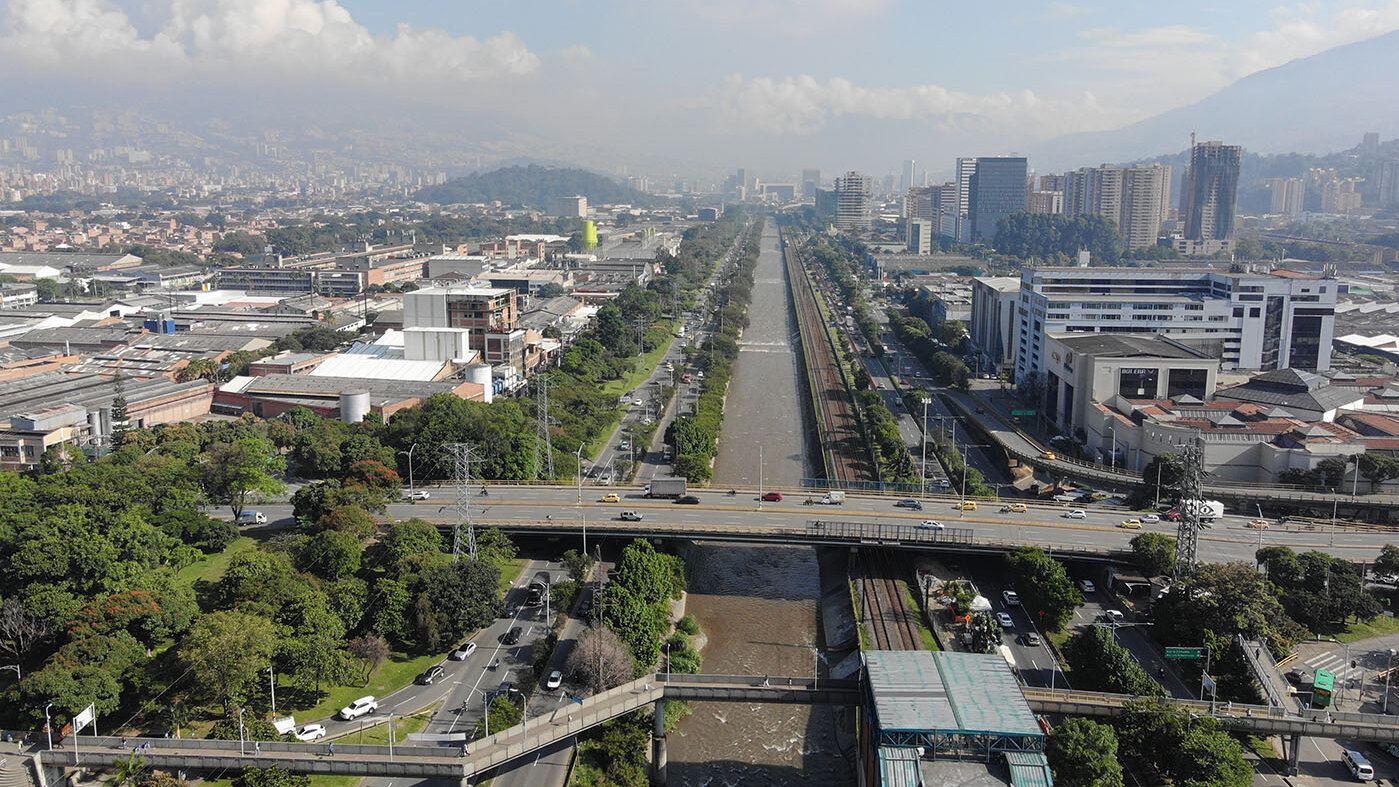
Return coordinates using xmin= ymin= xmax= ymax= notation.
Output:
xmin=1311 ymin=669 xmax=1335 ymax=709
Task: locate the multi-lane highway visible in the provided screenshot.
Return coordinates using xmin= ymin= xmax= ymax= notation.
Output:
xmin=243 ymin=485 xmax=1395 ymax=565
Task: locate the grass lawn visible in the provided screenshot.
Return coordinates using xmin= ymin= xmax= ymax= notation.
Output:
xmin=174 ymin=537 xmax=258 ymax=587
xmin=340 ymin=713 xmax=430 ymax=745
xmin=1244 ymin=734 xmax=1280 ymax=759
xmin=295 ymin=653 xmax=444 ymax=721
xmin=900 ymin=581 xmax=940 ymax=651
xmin=1332 ymin=613 xmax=1399 ymax=643
xmin=597 ymin=325 xmax=678 ymax=401
xmin=499 ymin=558 xmax=526 ymax=594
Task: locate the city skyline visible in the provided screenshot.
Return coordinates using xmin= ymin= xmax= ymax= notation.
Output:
xmin=3 ymin=1 xmax=1399 ymax=177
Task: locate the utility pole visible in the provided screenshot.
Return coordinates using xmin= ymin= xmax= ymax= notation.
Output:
xmin=534 ymin=376 xmax=555 ymax=481
xmin=444 ymin=442 xmax=484 ymax=560
xmin=1173 ymin=438 xmax=1206 ymax=579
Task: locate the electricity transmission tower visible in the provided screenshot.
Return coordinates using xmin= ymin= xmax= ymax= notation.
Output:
xmin=443 ymin=442 xmax=483 ymax=560
xmin=1173 ymin=438 xmax=1206 ymax=579
xmin=534 ymin=376 xmax=555 ymax=480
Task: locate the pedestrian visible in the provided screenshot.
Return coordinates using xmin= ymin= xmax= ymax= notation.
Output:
xmin=459 ymin=744 xmax=468 ymax=758
xmin=329 ymin=743 xmax=335 ymax=757
xmin=120 ymin=736 xmax=128 ymax=750
xmin=254 ymin=741 xmax=261 ymax=756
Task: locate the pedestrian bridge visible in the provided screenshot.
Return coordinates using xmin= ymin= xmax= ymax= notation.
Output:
xmin=29 ymin=676 xmax=1399 ymax=781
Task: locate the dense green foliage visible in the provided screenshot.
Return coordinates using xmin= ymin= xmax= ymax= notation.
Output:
xmin=1256 ymin=546 xmax=1381 ymax=630
xmin=993 ymin=213 xmax=1124 ymax=263
xmin=1152 ymin=562 xmax=1306 ymax=669
xmin=1129 ymin=532 xmax=1177 ymax=577
xmin=889 ymin=313 xmax=970 ymax=389
xmin=855 ymin=389 xmax=916 ymax=482
xmin=804 ymin=235 xmax=883 ymax=354
xmin=1046 ymin=718 xmax=1125 ymax=787
xmin=1112 ymin=699 xmax=1252 ymax=787
xmin=414 ymin=165 xmax=659 ymax=208
xmin=1063 ymin=626 xmax=1163 ymax=697
xmin=601 ymin=540 xmax=686 ymax=670
xmin=1004 ymin=547 xmax=1082 ymax=631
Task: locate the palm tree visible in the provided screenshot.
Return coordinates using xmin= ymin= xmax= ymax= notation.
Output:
xmin=111 ymin=754 xmax=148 ymax=787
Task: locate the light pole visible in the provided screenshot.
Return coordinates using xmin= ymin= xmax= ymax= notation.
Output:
xmin=1331 ymin=492 xmax=1339 ymax=547
xmin=388 ymin=712 xmax=395 ymax=761
xmin=44 ymin=703 xmax=54 ymax=751
xmin=1154 ymin=461 xmax=1164 ymax=509
xmin=576 ymin=444 xmax=587 ymax=556
xmin=1108 ymin=428 xmax=1116 ymax=471
xmin=1386 ymin=649 xmax=1396 ymax=714
xmin=267 ymin=666 xmax=277 ymax=716
xmin=399 ymin=443 xmax=417 ymax=494
xmin=921 ymin=397 xmax=929 ymax=495
xmin=758 ymin=444 xmax=764 ymax=510
xmin=238 ymin=707 xmax=246 ymax=756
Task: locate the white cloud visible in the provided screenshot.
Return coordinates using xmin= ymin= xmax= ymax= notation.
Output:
xmin=0 ymin=0 xmax=541 ymax=84
xmin=714 ymin=73 xmax=1122 ymax=137
xmin=693 ymin=0 xmax=896 ymax=38
xmin=1047 ymin=2 xmax=1088 ymax=21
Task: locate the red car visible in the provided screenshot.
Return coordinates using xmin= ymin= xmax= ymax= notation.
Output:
xmin=761 ymin=492 xmax=783 ymax=502
xmin=1164 ymin=510 xmax=1182 ymax=521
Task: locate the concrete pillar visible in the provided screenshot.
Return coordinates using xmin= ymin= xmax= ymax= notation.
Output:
xmin=1286 ymin=733 xmax=1302 ymax=775
xmin=651 ymin=699 xmax=668 ymax=786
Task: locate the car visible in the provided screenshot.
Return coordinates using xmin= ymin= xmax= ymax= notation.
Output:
xmin=1038 ymin=451 xmax=1057 ymax=461
xmin=632 ymin=398 xmax=644 ymax=406
xmin=1118 ymin=519 xmax=1143 ymax=529
xmin=1285 ymin=668 xmax=1313 ymax=686
xmin=995 ymin=612 xmax=1015 ymax=629
xmin=492 ymin=681 xmax=518 ymax=703
xmin=402 ymin=489 xmax=430 ymax=500
xmin=975 ymin=406 xmax=986 ymax=414
xmin=1247 ymin=519 xmax=1271 ymax=529
xmin=696 ymin=371 xmax=705 ymax=379
xmin=619 ymin=440 xmax=630 ymax=450
xmin=1102 ymin=609 xmax=1125 ymax=624
xmin=619 ymin=510 xmax=643 ymax=522
xmin=415 ymin=665 xmax=445 ymax=685
xmin=895 ymin=499 xmax=924 ymax=510
xmin=599 ymin=493 xmax=621 ymax=503
xmin=1001 ymin=503 xmax=1028 ymax=513
xmin=954 ymin=500 xmax=978 ymax=511
xmin=450 ymin=642 xmax=478 ymax=660
xmin=544 ymin=670 xmax=563 ymax=690
xmin=682 ymin=374 xmax=693 ymax=383
xmin=1079 ymin=579 xmax=1096 ymax=593
xmin=917 ymin=520 xmax=945 ymax=530
xmin=761 ymin=491 xmax=783 ymax=502
xmin=1024 ymin=632 xmax=1042 ymax=646
xmin=1002 ymin=590 xmax=1021 ymax=606
xmin=675 ymin=495 xmax=701 ymax=505
xmin=502 ymin=626 xmax=523 ymax=645
xmin=1140 ymin=514 xmax=1160 ymax=524
xmin=1343 ymin=749 xmax=1376 ymax=781
xmin=337 ymin=696 xmax=378 ymax=720
xmin=294 ymin=724 xmax=328 ymax=742
xmin=1063 ymin=509 xmax=1087 ymax=519
xmin=1164 ymin=509 xmax=1183 ymax=521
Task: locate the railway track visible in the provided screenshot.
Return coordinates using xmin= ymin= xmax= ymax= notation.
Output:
xmin=856 ymin=549 xmax=923 ymax=651
xmin=783 ymin=230 xmax=865 ymax=483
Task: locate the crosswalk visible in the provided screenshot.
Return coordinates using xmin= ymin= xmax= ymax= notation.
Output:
xmin=1303 ymin=650 xmax=1357 ymax=686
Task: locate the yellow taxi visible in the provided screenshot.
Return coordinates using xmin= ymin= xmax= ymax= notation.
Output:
xmin=954 ymin=500 xmax=978 ymax=511
xmin=1001 ymin=503 xmax=1028 ymax=513
xmin=1246 ymin=519 xmax=1271 ymax=529
xmin=599 ymin=493 xmax=621 ymax=503
xmin=1118 ymin=519 xmax=1144 ymax=529
xmin=1039 ymin=451 xmax=1058 ymax=461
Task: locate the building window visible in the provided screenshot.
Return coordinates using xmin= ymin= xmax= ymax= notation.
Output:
xmin=1118 ymin=367 xmax=1160 ymax=398
xmin=1167 ymin=368 xmax=1208 ymax=399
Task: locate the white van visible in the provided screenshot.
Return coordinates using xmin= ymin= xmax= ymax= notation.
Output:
xmin=237 ymin=511 xmax=267 ymax=525
xmin=1342 ymin=749 xmax=1374 ymax=781
xmin=821 ymin=491 xmax=846 ymax=505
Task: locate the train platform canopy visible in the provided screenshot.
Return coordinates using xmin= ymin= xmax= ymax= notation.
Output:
xmin=864 ymin=651 xmax=1043 ymax=755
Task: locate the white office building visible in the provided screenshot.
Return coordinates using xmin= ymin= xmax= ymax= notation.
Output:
xmin=1013 ymin=267 xmax=1337 ymax=384
xmin=970 ymin=277 xmax=1020 ymax=372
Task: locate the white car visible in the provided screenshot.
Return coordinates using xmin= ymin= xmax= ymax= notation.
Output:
xmin=1103 ymin=609 xmax=1125 ymax=624
xmin=337 ymin=696 xmax=378 ymax=720
xmin=450 ymin=642 xmax=478 ymax=660
xmin=1002 ymin=590 xmax=1021 ymax=606
xmin=402 ymin=489 xmax=429 ymax=500
xmin=917 ymin=520 xmax=945 ymax=530
xmin=294 ymin=724 xmax=327 ymax=742
xmin=1063 ymin=509 xmax=1087 ymax=519
xmin=1079 ymin=579 xmax=1096 ymax=593
xmin=995 ymin=612 xmax=1015 ymax=629
xmin=545 ymin=670 xmax=563 ymax=690
xmin=1140 ymin=514 xmax=1160 ymax=524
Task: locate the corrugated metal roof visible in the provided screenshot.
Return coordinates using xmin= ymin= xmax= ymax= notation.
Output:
xmin=877 ymin=746 xmax=922 ymax=787
xmin=309 ymin=354 xmax=447 ymax=382
xmin=866 ymin=651 xmax=1042 ymax=738
xmin=1005 ymin=752 xmax=1054 ymax=787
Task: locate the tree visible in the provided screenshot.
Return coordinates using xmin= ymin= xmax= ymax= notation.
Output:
xmin=1005 ymin=547 xmax=1082 ymax=630
xmin=181 ymin=610 xmax=282 ymax=712
xmin=474 ymin=695 xmax=523 ymax=739
xmin=1256 ymin=547 xmax=1380 ymax=630
xmin=0 ymin=597 xmax=51 ymax=663
xmin=1112 ymin=699 xmax=1249 ymax=787
xmin=379 ymin=519 xmax=445 ymax=568
xmin=566 ymin=626 xmax=635 ymax=695
xmin=296 ymin=529 xmax=363 ymax=580
xmin=934 ymin=319 xmax=967 ymax=348
xmin=347 ymin=634 xmax=391 ymax=685
xmin=232 ymin=767 xmax=310 ymax=787
xmin=417 ymin=558 xmax=502 ymax=644
xmin=1129 ymin=453 xmax=1184 ymax=507
xmin=1063 ymin=626 xmax=1163 ymax=696
xmin=1046 ymin=718 xmax=1124 ymax=787
xmin=111 ymin=754 xmax=149 ymax=787
xmin=1359 ymin=453 xmax=1399 ymax=490
xmin=197 ymin=438 xmax=286 ymax=520
xmin=1129 ymin=532 xmax=1177 ymax=577
xmin=562 ymin=549 xmax=595 ymax=583
xmin=110 ymin=374 xmax=129 ymax=447
xmin=1377 ymin=545 xmax=1399 ymax=578
xmin=1153 ymin=562 xmax=1306 ymax=655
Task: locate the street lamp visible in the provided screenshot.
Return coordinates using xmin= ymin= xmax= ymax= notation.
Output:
xmin=1386 ymin=649 xmax=1396 ymax=714
xmin=399 ymin=444 xmax=417 ymax=493
xmin=758 ymin=444 xmax=764 ymax=510
xmin=1108 ymin=427 xmax=1116 ymax=471
xmin=267 ymin=666 xmax=277 ymax=716
xmin=238 ymin=707 xmax=246 ymax=756
xmin=576 ymin=444 xmax=587 ymax=556
xmin=44 ymin=702 xmax=54 ymax=751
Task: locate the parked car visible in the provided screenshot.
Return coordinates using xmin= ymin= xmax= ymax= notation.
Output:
xmin=450 ymin=642 xmax=478 ymax=660
xmin=337 ymin=696 xmax=378 ymax=720
xmin=544 ymin=670 xmax=563 ymax=690
xmin=895 ymin=499 xmax=924 ymax=511
xmin=996 ymin=612 xmax=1015 ymax=629
xmin=1002 ymin=590 xmax=1021 ymax=606
xmin=502 ymin=626 xmax=523 ymax=645
xmin=1063 ymin=509 xmax=1087 ymax=519
xmin=675 ymin=495 xmax=702 ymax=505
xmin=761 ymin=492 xmax=783 ymax=502
xmin=917 ymin=520 xmax=945 ymax=530
xmin=599 ymin=493 xmax=621 ymax=503
xmin=416 ymin=665 xmax=445 ymax=685
xmin=294 ymin=724 xmax=327 ymax=742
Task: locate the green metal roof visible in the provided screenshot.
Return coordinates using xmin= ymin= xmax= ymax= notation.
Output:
xmin=865 ymin=650 xmax=1043 ymax=738
xmin=877 ymin=746 xmax=922 ymax=787
xmin=1005 ymin=752 xmax=1054 ymax=787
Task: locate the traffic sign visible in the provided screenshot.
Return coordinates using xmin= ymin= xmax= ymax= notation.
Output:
xmin=1011 ymin=410 xmax=1037 ymax=417
xmin=1166 ymin=647 xmax=1204 ymax=659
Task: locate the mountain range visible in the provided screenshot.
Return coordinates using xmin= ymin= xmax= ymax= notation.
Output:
xmin=1033 ymin=29 xmax=1399 ymax=169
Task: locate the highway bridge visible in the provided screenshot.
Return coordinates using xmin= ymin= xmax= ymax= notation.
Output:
xmin=25 ymin=674 xmax=1399 ymax=782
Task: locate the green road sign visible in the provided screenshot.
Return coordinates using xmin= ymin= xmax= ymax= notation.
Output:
xmin=1011 ymin=410 xmax=1037 ymax=417
xmin=1165 ymin=647 xmax=1204 ymax=659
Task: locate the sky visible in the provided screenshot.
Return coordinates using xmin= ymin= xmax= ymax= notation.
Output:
xmin=2 ymin=0 xmax=1398 ymax=180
